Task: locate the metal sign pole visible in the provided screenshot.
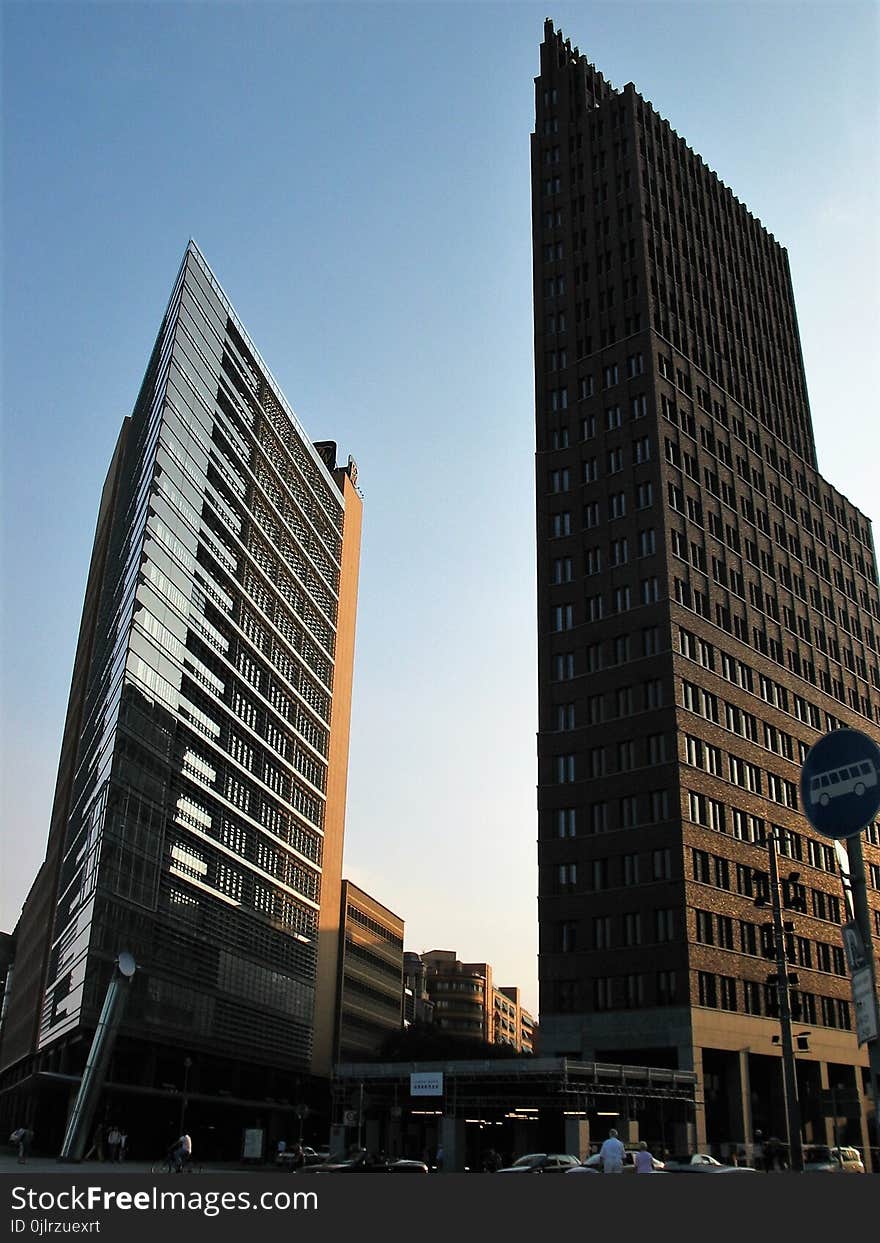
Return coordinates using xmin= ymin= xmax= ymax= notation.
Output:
xmin=768 ymin=830 xmax=804 ymax=1172
xmin=845 ymin=833 xmax=880 ymax=1138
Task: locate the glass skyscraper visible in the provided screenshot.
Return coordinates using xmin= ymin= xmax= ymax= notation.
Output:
xmin=0 ymin=242 xmax=362 ymax=1151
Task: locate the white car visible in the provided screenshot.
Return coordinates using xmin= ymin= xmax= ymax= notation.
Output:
xmin=578 ymin=1150 xmax=666 ymax=1173
xmin=663 ymin=1153 xmax=756 ymax=1174
xmin=497 ymin=1153 xmax=582 ymax=1174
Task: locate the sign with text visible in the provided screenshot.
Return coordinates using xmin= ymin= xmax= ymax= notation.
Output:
xmin=410 ymin=1072 xmax=444 ymax=1096
xmin=241 ymin=1128 xmax=264 ymax=1160
xmin=851 ymin=965 xmax=879 ymax=1044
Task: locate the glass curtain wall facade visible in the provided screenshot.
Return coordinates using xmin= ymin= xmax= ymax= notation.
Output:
xmin=1 ymin=243 xmax=361 ymax=1145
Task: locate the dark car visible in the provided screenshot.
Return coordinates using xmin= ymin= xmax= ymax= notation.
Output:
xmin=302 ymin=1152 xmax=428 ymax=1174
xmin=497 ymin=1152 xmax=582 ymax=1174
xmin=300 ymin=1152 xmax=386 ymax=1174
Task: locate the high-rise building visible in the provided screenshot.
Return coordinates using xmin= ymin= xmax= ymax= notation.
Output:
xmin=0 ymin=242 xmax=361 ymax=1153
xmin=533 ymin=20 xmax=880 ymax=1158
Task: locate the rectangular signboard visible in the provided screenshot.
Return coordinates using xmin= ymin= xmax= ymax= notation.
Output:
xmin=410 ymin=1071 xmax=444 ymax=1096
xmin=842 ymin=921 xmax=867 ymax=972
xmin=851 ymin=965 xmax=879 ymax=1044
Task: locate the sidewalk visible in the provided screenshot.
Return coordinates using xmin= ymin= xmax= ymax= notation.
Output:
xmin=0 ymin=1153 xmax=283 ymax=1176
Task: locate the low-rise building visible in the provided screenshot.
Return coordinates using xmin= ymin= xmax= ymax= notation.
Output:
xmin=335 ymin=881 xmax=404 ymax=1061
xmin=419 ymin=950 xmax=535 ymax=1053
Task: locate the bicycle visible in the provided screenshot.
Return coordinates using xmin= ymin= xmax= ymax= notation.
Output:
xmin=151 ymin=1151 xmax=201 ymax=1174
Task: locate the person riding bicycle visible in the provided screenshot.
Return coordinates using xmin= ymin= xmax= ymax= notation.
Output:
xmin=171 ymin=1133 xmax=192 ymax=1172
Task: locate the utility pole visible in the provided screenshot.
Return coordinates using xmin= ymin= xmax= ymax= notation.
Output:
xmin=178 ymin=1056 xmax=192 ymax=1136
xmin=767 ymin=829 xmax=804 ymax=1172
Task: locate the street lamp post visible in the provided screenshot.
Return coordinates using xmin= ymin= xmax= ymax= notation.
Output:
xmin=179 ymin=1057 xmax=193 ymax=1136
xmin=766 ymin=830 xmax=804 ymax=1171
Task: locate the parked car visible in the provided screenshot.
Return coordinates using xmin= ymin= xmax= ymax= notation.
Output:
xmin=497 ymin=1152 xmax=582 ymax=1174
xmin=300 ymin=1152 xmax=428 ymax=1174
xmin=803 ymin=1144 xmax=865 ymax=1173
xmin=579 ymin=1149 xmax=666 ymax=1173
xmin=663 ymin=1153 xmax=756 ymax=1174
xmin=276 ymin=1145 xmax=325 ymax=1169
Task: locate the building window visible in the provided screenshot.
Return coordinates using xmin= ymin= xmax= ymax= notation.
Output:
xmin=638 ymin=529 xmax=656 ymax=557
xmin=560 ymin=921 xmax=578 ymax=952
xmin=623 ymin=974 xmax=645 ymax=1008
xmin=552 ymin=603 xmax=573 ymax=631
xmin=594 ymin=978 xmax=613 ymax=1011
xmin=553 ymin=652 xmax=574 ymax=680
xmin=696 ymin=910 xmax=714 ymax=945
xmin=556 ymin=754 xmax=576 ymax=783
xmin=620 ymin=794 xmax=638 ymax=826
xmin=719 ymin=977 xmax=737 ymax=1011
xmin=656 ymin=970 xmax=677 ymax=1005
xmin=698 ymin=972 xmax=717 ymax=1008
xmin=655 ymin=909 xmax=675 ymax=942
xmin=653 ymin=848 xmax=672 ymax=880
xmin=558 ymin=862 xmax=577 ymax=890
xmin=556 ymin=808 xmax=577 ymax=838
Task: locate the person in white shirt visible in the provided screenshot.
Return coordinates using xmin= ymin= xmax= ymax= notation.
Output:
xmin=633 ymin=1141 xmax=655 ymax=1173
xmin=172 ymin=1133 xmax=192 ymax=1172
xmin=598 ymin=1128 xmax=625 ymax=1174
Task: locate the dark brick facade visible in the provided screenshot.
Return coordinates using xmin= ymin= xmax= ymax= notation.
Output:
xmin=533 ymin=19 xmax=880 ymax=1157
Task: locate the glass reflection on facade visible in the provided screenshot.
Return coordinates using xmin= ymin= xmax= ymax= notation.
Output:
xmin=35 ymin=242 xmax=361 ymax=1073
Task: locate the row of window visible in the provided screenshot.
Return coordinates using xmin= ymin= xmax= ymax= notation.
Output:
xmin=554 ymin=848 xmax=673 ymax=893
xmin=551 ymin=576 xmax=663 ymax=628
xmin=696 ymin=971 xmax=852 ymax=1029
xmin=694 ymin=908 xmax=847 ymax=976
xmin=555 ymin=908 xmax=677 ymax=952
xmin=553 ymin=969 xmax=852 ymax=1027
xmin=691 ymin=847 xmax=843 ymax=925
xmin=549 ymin=482 xmax=655 ymax=538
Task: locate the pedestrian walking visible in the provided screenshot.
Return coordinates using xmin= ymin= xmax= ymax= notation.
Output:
xmin=118 ymin=1132 xmax=128 ymax=1162
xmin=107 ymin=1126 xmax=121 ymax=1163
xmin=633 ymin=1140 xmax=655 ymax=1173
xmin=10 ymin=1126 xmax=33 ymax=1164
xmin=598 ymin=1128 xmax=625 ymax=1174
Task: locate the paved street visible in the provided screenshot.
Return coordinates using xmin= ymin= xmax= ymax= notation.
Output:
xmin=0 ymin=1154 xmax=280 ymax=1176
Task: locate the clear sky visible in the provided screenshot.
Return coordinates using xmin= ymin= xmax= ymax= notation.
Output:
xmin=1 ymin=1 xmax=878 ymax=1020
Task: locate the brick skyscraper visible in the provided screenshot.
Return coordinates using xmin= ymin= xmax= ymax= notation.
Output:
xmin=533 ymin=19 xmax=880 ymax=1159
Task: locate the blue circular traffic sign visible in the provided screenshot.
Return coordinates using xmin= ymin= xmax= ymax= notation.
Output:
xmin=800 ymin=728 xmax=880 ymax=839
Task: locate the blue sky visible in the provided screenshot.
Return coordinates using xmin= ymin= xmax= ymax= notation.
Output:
xmin=2 ymin=1 xmax=878 ymax=1018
